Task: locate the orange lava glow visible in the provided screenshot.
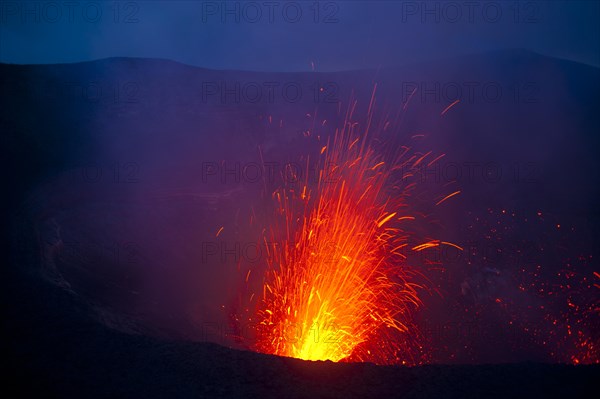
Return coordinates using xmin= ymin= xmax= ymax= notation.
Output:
xmin=251 ymin=97 xmax=451 ymax=364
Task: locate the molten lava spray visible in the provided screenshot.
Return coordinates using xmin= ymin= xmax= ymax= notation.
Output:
xmin=250 ymin=96 xmax=452 ymax=364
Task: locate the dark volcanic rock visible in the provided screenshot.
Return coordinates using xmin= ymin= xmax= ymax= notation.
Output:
xmin=2 ymin=51 xmax=599 ymax=397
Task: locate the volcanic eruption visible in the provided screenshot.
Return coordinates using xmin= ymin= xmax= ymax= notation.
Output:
xmin=238 ymin=90 xmax=460 ymax=364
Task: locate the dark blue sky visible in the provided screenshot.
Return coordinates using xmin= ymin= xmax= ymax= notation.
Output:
xmin=1 ymin=1 xmax=598 ymax=71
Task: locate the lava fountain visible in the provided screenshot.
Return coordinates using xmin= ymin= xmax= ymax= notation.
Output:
xmin=247 ymin=93 xmax=458 ymax=364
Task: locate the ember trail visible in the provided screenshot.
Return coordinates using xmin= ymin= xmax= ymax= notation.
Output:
xmin=250 ymin=97 xmax=454 ymax=364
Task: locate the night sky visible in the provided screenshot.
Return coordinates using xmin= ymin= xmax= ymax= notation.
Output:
xmin=1 ymin=0 xmax=599 ymax=71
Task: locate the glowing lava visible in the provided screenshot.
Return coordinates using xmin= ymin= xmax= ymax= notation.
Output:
xmin=251 ymin=97 xmax=452 ymax=364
